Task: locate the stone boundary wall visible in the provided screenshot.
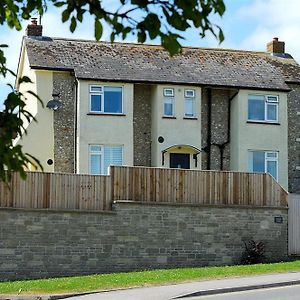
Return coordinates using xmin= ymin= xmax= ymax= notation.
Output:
xmin=0 ymin=202 xmax=287 ymax=281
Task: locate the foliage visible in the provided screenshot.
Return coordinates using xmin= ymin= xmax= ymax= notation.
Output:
xmin=1 ymin=0 xmax=226 ymax=55
xmin=0 ymin=45 xmax=43 ymax=183
xmin=241 ymin=240 xmax=266 ymax=265
xmin=0 ymin=0 xmax=225 ymax=182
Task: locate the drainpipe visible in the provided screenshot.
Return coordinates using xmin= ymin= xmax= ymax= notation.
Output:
xmin=74 ymin=77 xmax=79 ymax=174
xmin=207 ymin=88 xmax=212 ymax=170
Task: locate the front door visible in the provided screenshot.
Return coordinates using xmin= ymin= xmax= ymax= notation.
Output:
xmin=170 ymin=153 xmax=190 ymax=169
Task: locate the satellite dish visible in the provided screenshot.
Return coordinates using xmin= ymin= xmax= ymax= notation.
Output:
xmin=46 ymin=93 xmax=62 ymax=110
xmin=46 ymin=99 xmax=62 ymax=110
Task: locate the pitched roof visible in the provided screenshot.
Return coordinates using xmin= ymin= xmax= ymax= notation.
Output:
xmin=24 ymin=36 xmax=300 ymax=91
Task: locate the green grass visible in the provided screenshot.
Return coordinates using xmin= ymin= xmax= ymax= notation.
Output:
xmin=1 ymin=260 xmax=300 ymax=295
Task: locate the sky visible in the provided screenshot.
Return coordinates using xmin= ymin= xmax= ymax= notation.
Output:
xmin=1 ymin=0 xmax=300 ymax=108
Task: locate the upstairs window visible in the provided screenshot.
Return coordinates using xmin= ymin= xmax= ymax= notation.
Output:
xmin=248 ymin=95 xmax=278 ymax=122
xmin=89 ymin=145 xmax=123 ymax=175
xmin=248 ymin=150 xmax=278 ymax=180
xmin=90 ymin=85 xmax=123 ymax=114
xmin=184 ymin=89 xmax=195 ymax=117
xmin=163 ymin=88 xmax=174 ymax=117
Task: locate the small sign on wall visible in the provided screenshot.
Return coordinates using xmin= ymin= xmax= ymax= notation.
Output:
xmin=274 ymin=216 xmax=283 ymax=224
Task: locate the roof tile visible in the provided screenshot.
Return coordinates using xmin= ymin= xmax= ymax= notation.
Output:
xmin=24 ymin=37 xmax=300 ymax=91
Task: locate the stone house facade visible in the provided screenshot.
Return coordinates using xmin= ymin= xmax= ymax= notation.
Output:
xmin=16 ymin=22 xmax=300 ymax=193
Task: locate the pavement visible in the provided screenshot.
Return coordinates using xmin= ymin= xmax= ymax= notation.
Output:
xmin=1 ymin=272 xmax=300 ymax=300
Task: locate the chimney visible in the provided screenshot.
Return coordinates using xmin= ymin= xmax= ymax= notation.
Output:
xmin=26 ymin=18 xmax=43 ymax=37
xmin=267 ymin=37 xmax=285 ymax=54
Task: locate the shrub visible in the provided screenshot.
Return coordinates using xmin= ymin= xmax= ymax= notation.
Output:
xmin=241 ymin=240 xmax=266 ymax=264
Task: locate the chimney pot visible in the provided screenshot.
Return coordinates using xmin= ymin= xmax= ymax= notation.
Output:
xmin=267 ymin=37 xmax=285 ymax=54
xmin=31 ymin=18 xmax=38 ymax=25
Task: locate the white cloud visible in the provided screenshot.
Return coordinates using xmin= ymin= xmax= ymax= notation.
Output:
xmin=237 ymin=0 xmax=300 ymax=62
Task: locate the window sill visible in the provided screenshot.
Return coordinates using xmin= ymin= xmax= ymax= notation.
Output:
xmin=162 ymin=116 xmax=176 ymax=119
xmin=247 ymin=120 xmax=280 ymax=125
xmin=87 ymin=113 xmax=126 ymax=117
xmin=183 ymin=117 xmax=198 ymax=120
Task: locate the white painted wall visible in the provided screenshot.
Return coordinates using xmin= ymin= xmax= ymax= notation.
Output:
xmin=76 ymin=81 xmax=134 ymax=174
xmin=151 ymin=85 xmax=202 ymax=169
xmin=16 ymin=47 xmax=54 ymax=172
xmin=230 ymin=89 xmax=288 ymax=189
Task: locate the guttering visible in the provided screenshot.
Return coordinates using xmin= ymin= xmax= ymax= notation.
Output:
xmin=73 ymin=77 xmax=292 ymax=92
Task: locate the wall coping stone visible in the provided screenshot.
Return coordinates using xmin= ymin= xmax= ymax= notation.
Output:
xmin=0 ymin=207 xmax=117 ymax=215
xmin=113 ymin=200 xmax=288 ymax=210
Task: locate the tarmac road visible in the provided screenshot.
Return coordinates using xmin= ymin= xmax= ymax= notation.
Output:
xmin=186 ymin=285 xmax=300 ymax=300
xmin=61 ymin=272 xmax=300 ymax=300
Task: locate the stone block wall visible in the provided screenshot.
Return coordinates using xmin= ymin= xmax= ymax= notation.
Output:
xmin=287 ymin=84 xmax=300 ymax=193
xmin=53 ymin=72 xmax=76 ymax=173
xmin=0 ymin=202 xmax=287 ymax=281
xmin=133 ymin=84 xmax=152 ymax=166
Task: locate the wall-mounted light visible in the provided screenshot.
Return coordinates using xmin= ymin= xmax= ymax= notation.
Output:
xmin=46 ymin=93 xmax=62 ymax=111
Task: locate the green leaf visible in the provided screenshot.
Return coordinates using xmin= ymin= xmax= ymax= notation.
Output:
xmin=54 ymin=2 xmax=65 ymax=8
xmin=218 ymin=28 xmax=225 ymax=43
xmin=161 ymin=33 xmax=182 ymax=56
xmin=62 ymin=9 xmax=70 ymax=22
xmin=137 ymin=31 xmax=146 ymax=43
xmin=18 ymin=76 xmax=32 ymax=84
xmin=95 ymin=18 xmax=103 ymax=40
xmin=70 ymin=16 xmax=77 ymax=32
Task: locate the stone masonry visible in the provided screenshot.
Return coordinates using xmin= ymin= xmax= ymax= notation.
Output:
xmin=133 ymin=84 xmax=152 ymax=166
xmin=287 ymin=84 xmax=300 ymax=193
xmin=52 ymin=72 xmax=76 ymax=173
xmin=201 ymin=89 xmax=233 ymax=170
xmin=0 ymin=202 xmax=287 ymax=281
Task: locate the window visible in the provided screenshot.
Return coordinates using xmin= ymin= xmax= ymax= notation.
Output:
xmin=248 ymin=150 xmax=278 ymax=180
xmin=163 ymin=88 xmax=174 ymax=116
xmin=89 ymin=145 xmax=123 ymax=175
xmin=90 ymin=85 xmax=123 ymax=114
xmin=184 ymin=89 xmax=195 ymax=117
xmin=248 ymin=95 xmax=278 ymax=122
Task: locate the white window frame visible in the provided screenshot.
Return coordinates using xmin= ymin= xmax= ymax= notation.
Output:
xmin=184 ymin=89 xmax=196 ymax=118
xmin=89 ymin=85 xmax=123 ymax=114
xmin=89 ymin=145 xmax=103 ymax=175
xmin=248 ymin=150 xmax=278 ymax=180
xmin=248 ymin=94 xmax=279 ymax=123
xmin=163 ymin=88 xmax=175 ymax=117
xmin=89 ymin=144 xmax=123 ymax=175
xmin=164 ymin=88 xmax=174 ymax=97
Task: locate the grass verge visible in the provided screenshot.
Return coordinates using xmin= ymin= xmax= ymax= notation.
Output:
xmin=1 ymin=260 xmax=300 ymax=295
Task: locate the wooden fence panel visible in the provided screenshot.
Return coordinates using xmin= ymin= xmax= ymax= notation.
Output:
xmin=0 ymin=172 xmax=112 ymax=211
xmin=0 ymin=167 xmax=288 ymax=210
xmin=110 ymin=166 xmax=288 ymax=207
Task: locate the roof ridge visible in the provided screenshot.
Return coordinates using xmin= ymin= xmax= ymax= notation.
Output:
xmin=25 ymin=36 xmax=267 ymax=55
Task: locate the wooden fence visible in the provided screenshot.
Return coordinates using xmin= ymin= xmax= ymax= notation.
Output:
xmin=110 ymin=166 xmax=288 ymax=207
xmin=0 ymin=172 xmax=111 ymax=211
xmin=0 ymin=166 xmax=288 ymax=211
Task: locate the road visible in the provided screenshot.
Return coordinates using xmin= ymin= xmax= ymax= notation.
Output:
xmin=187 ymin=285 xmax=300 ymax=300
xmin=61 ymin=273 xmax=300 ymax=300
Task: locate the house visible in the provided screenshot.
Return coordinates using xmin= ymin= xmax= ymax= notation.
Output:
xmin=16 ymin=20 xmax=300 ymax=193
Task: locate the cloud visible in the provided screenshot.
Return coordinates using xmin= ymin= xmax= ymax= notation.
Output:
xmin=236 ymin=0 xmax=300 ymax=62
xmin=1 ymin=0 xmax=299 ymax=103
